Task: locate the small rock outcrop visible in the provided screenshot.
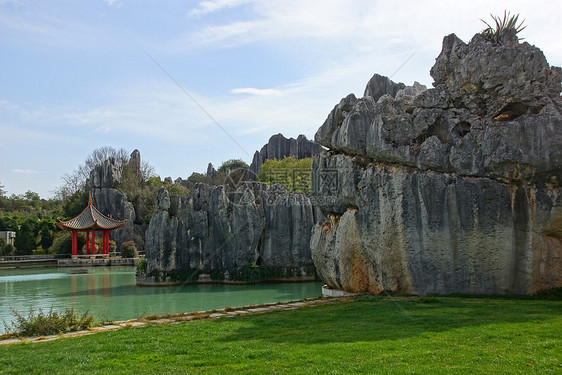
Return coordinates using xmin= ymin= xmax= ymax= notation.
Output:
xmin=363 ymin=73 xmax=406 ymax=101
xmin=249 ymin=134 xmax=324 ymax=178
xmin=144 ymin=183 xmax=323 ymax=277
xmin=310 ymin=30 xmax=562 ymax=295
xmin=206 ymin=163 xmax=217 ymax=179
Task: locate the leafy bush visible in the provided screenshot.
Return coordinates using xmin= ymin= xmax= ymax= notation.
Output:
xmin=51 ymin=232 xmax=86 ymax=255
xmin=109 ymin=240 xmax=117 ymax=252
xmin=136 ymin=259 xmax=147 ymax=273
xmin=258 ymin=157 xmax=313 ymax=193
xmin=120 ymin=241 xmax=138 ymax=258
xmin=5 ymin=307 xmax=96 ymax=336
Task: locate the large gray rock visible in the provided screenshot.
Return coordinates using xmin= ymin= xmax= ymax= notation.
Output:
xmin=145 ymin=183 xmax=323 ymax=274
xmin=91 ymin=187 xmax=144 ymax=250
xmin=89 ymin=157 xmax=122 ymax=188
xmin=310 ymin=32 xmax=562 ymax=295
xmin=315 ymin=32 xmax=561 ymax=185
xmin=249 ymin=133 xmax=324 ymax=179
xmin=89 ymin=150 xmax=147 ymax=250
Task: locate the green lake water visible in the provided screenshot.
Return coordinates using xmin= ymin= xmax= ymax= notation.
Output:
xmin=0 ymin=266 xmax=323 ymax=334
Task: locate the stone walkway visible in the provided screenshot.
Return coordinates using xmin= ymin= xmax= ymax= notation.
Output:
xmin=0 ymin=297 xmax=345 ymax=346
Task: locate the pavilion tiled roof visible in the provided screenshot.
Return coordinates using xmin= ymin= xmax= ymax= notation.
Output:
xmin=56 ymin=195 xmax=125 ymax=230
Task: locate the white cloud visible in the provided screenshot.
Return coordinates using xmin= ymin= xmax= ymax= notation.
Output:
xmin=166 ymin=0 xmax=561 ymax=67
xmin=189 ymin=0 xmax=254 ymax=17
xmin=231 ymin=88 xmax=281 ymax=96
xmin=12 ymin=169 xmax=38 ymax=174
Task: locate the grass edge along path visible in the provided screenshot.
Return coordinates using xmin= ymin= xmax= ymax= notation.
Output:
xmin=0 ymin=296 xmax=560 ymax=374
xmin=0 ymin=297 xmax=340 ymax=345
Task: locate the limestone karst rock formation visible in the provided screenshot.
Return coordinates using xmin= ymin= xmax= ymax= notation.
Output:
xmin=89 ymin=151 xmax=145 ymax=250
xmin=310 ymin=30 xmax=562 ymax=295
xmin=249 ymin=133 xmax=324 ymax=179
xmin=143 ymin=183 xmax=322 ymax=277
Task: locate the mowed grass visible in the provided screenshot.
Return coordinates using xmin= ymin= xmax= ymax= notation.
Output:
xmin=0 ymin=296 xmax=560 ymax=374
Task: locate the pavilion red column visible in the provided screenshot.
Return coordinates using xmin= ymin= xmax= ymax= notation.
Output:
xmin=91 ymin=230 xmax=96 ymax=255
xmin=103 ymin=231 xmax=109 ymax=255
xmin=86 ymin=231 xmax=90 ymax=254
xmin=71 ymin=231 xmax=78 ymax=256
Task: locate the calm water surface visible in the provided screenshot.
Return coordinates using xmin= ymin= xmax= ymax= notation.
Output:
xmin=0 ymin=266 xmax=323 ymax=333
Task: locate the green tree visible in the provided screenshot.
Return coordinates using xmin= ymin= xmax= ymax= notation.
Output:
xmin=216 ymin=159 xmax=250 ymax=188
xmin=185 ymin=172 xmax=208 ymax=189
xmin=55 ymin=146 xmax=156 ymax=199
xmin=14 ymin=220 xmax=36 ymax=255
xmin=62 ymin=190 xmax=89 ymax=219
xmin=217 ymin=159 xmax=249 ymax=172
xmin=0 ymin=238 xmax=7 ymax=256
xmin=40 ymin=225 xmax=54 ymax=251
xmin=258 ymin=157 xmax=313 ymax=193
xmin=0 ymin=215 xmax=21 ymax=231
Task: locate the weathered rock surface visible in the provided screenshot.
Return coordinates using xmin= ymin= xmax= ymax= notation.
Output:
xmin=206 ymin=163 xmax=216 ymax=179
xmin=91 ymin=187 xmax=144 ymax=249
xmin=363 ymin=73 xmax=406 ymax=101
xmin=89 ymin=151 xmax=146 ymax=250
xmin=310 ymin=31 xmax=562 ymax=295
xmin=145 ymin=183 xmax=323 ymax=273
xmin=249 ymin=133 xmax=324 ymax=178
xmin=129 ymin=149 xmax=141 ymax=178
xmin=90 ymin=157 xmax=122 ymax=189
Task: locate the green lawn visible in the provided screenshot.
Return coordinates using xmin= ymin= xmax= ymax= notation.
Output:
xmin=1 ymin=296 xmax=560 ymax=374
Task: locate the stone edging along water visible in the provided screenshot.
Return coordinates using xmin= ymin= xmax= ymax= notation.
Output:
xmin=0 ymin=297 xmax=348 ymax=346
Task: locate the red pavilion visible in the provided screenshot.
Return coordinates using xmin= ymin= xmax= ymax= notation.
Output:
xmin=56 ymin=195 xmax=125 ymax=257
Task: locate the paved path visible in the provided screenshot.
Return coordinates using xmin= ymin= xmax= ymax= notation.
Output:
xmin=0 ymin=297 xmax=346 ymax=346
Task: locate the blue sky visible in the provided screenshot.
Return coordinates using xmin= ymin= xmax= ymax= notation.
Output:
xmin=1 ymin=0 xmax=561 ymax=198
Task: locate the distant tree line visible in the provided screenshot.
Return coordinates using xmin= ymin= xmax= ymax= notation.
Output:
xmin=0 ymin=149 xmax=315 ymax=256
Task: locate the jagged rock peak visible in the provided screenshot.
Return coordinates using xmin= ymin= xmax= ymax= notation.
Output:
xmin=249 ymin=133 xmax=324 ymax=179
xmin=156 ymin=186 xmax=170 ymax=210
xmin=89 ymin=157 xmax=122 ymax=188
xmin=314 ymin=32 xmax=562 ymax=184
xmin=430 ymin=30 xmax=561 ymax=118
xmin=206 ymin=162 xmax=216 ymax=178
xmin=129 ymin=149 xmax=141 ymax=176
xmin=363 ymin=73 xmax=406 ymax=101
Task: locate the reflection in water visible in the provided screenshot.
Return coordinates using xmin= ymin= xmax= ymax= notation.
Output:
xmin=0 ymin=266 xmax=322 ymax=334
